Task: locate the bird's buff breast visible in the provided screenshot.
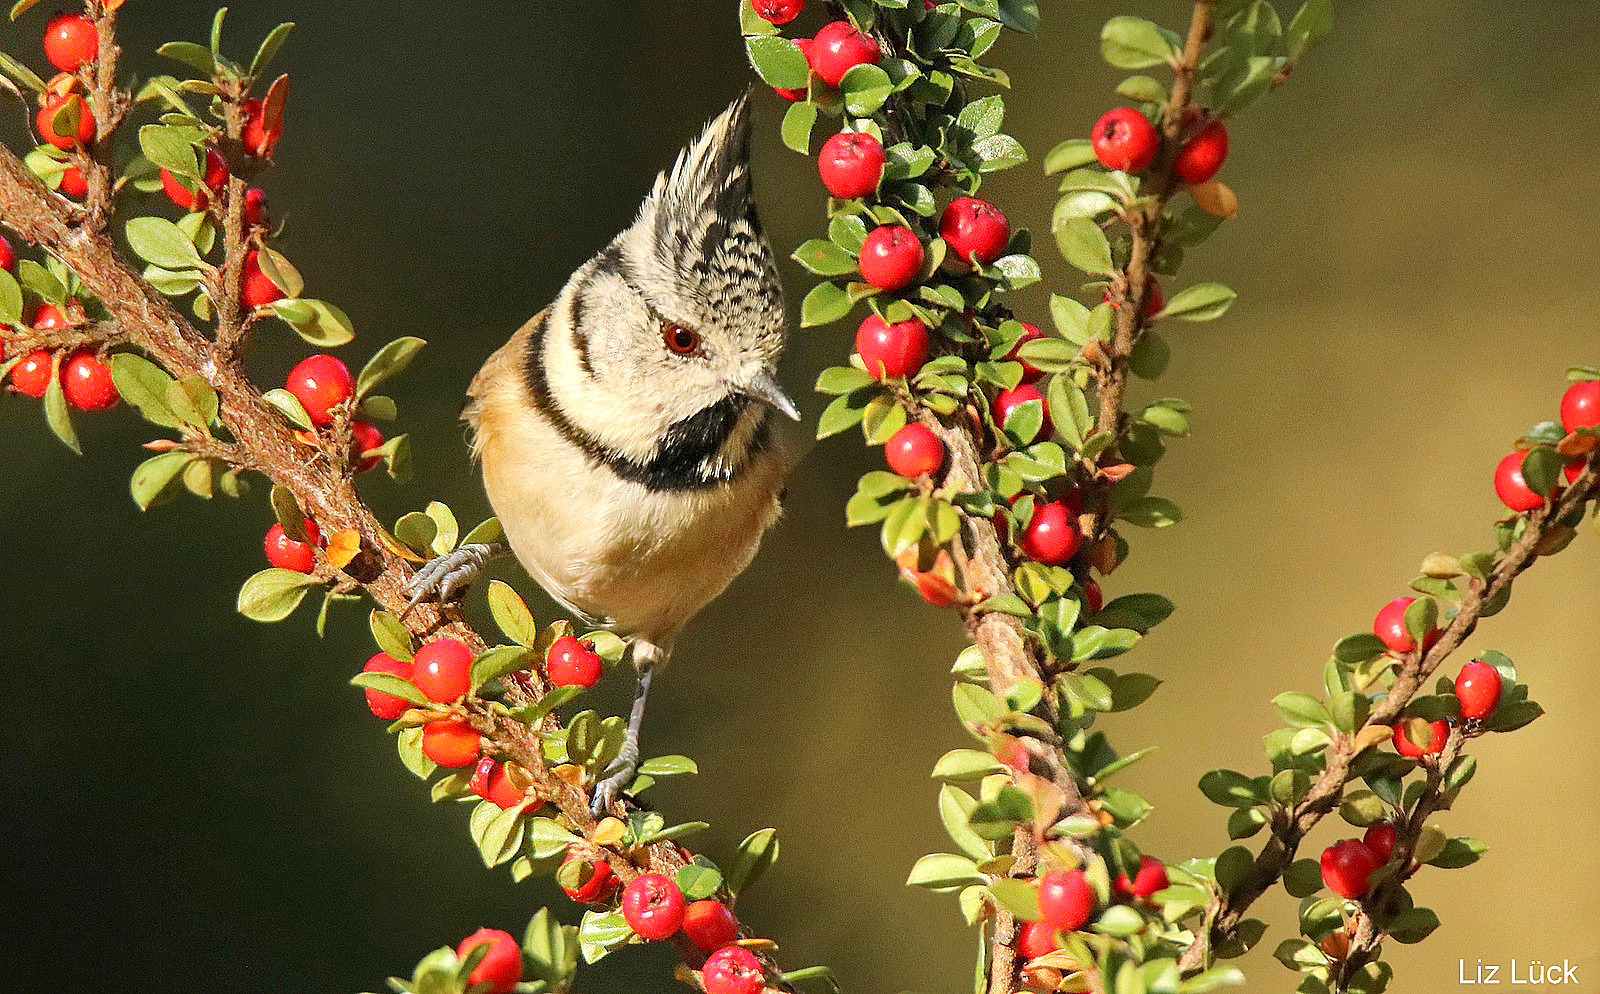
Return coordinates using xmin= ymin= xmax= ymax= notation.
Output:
xmin=475 ymin=399 xmax=785 ymax=644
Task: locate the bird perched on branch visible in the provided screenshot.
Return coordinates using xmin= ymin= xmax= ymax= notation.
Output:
xmin=403 ymin=95 xmax=797 ymax=814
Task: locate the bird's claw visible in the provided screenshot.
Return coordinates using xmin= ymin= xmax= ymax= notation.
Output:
xmin=590 ymin=745 xmax=639 ymax=817
xmin=399 ymin=542 xmax=505 ymax=620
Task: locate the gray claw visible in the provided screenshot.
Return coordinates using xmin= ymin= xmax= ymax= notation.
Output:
xmin=399 ymin=542 xmax=509 ymax=619
xmin=590 ymin=744 xmax=640 ymax=817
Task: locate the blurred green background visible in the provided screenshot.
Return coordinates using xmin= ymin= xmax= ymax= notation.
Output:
xmin=3 ymin=2 xmax=1598 ymax=992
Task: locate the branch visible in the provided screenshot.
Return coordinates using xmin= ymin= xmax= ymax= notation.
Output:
xmin=1178 ymin=459 xmax=1599 ymax=971
xmin=0 ymin=90 xmax=800 ymax=994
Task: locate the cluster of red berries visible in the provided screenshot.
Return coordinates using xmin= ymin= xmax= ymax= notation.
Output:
xmin=1014 ymin=858 xmax=1168 ymax=960
xmin=1090 ymin=105 xmax=1230 ymax=185
xmin=1370 ymin=592 xmax=1506 ymax=756
xmin=278 ymin=353 xmax=384 ymax=472
xmin=33 ymin=14 xmax=99 ymax=152
xmin=1 ymin=238 xmax=121 ymax=410
xmin=612 ymin=873 xmax=762 ymax=994
xmin=1492 ymin=379 xmax=1600 ymax=511
xmin=1320 ymin=820 xmax=1397 ymax=900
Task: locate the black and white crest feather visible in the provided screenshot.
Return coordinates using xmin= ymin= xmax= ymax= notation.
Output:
xmin=617 ymin=94 xmax=785 ymax=349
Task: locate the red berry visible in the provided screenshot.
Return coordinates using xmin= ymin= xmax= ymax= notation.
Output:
xmin=560 ymin=850 xmax=619 ymax=904
xmin=351 ymin=420 xmax=385 ymax=473
xmin=546 ymin=634 xmax=604 ymax=688
xmin=43 ymin=13 xmax=98 ymax=71
xmin=1004 ymin=322 xmax=1047 ymax=382
xmin=9 ymin=349 xmax=54 ymax=397
xmin=1392 ymin=717 xmax=1449 ymax=758
xmin=1454 ymin=660 xmax=1502 ymax=721
xmin=1083 ymin=578 xmax=1104 ymax=614
xmin=751 ymin=0 xmax=803 ymax=25
xmin=621 ymin=872 xmax=686 ymax=941
xmin=1561 ymin=380 xmax=1600 ymax=433
xmin=1017 ymin=920 xmax=1060 ymax=960
xmin=264 ymin=520 xmax=321 ymax=573
xmin=421 ymin=718 xmax=481 ymax=767
xmin=1173 ymin=120 xmax=1228 ymax=184
xmin=885 ymin=422 xmax=943 ymax=477
xmin=817 ymin=131 xmax=886 ymax=199
xmin=702 ymin=945 xmax=765 ymax=994
xmin=811 ymin=20 xmax=880 ymax=88
xmin=469 ymin=757 xmax=527 ymax=809
xmin=244 ymin=187 xmax=268 ymax=228
xmin=160 ymin=148 xmax=229 ymax=212
xmin=1036 ymin=869 xmax=1094 ymax=931
xmin=858 ymin=225 xmax=924 ymax=291
xmin=57 ymin=166 xmax=87 ymax=198
xmin=242 ymin=98 xmax=283 ymax=158
xmin=1362 ymin=822 xmax=1396 ymax=864
xmin=683 ymin=900 xmax=739 ymax=952
xmin=36 ymin=94 xmax=94 ymax=149
xmin=285 ymin=353 xmax=354 ymax=427
xmin=1113 ymin=855 xmax=1169 ymax=899
xmin=1091 ymin=107 xmax=1159 ymax=173
xmin=1371 ymin=596 xmax=1436 ymax=655
xmin=855 ymin=314 xmax=928 ymax=380
xmin=939 ymin=196 xmax=1010 ymax=267
xmin=992 ymin=384 xmax=1051 ymax=443
xmin=242 ymin=250 xmax=286 ymax=308
xmin=33 ymin=303 xmax=72 ymax=330
xmin=360 ymin=652 xmax=414 ymax=719
xmin=1320 ymin=839 xmax=1380 ymax=899
xmin=1494 ymin=449 xmax=1550 ymax=512
xmin=1021 ymin=500 xmax=1081 ymax=566
xmin=773 ymin=38 xmax=814 ymax=101
xmin=61 ymin=348 xmax=118 ymax=411
xmin=412 ymin=637 xmax=474 ymax=702
xmin=455 ymin=928 xmax=522 ymax=994
xmin=0 ymin=233 xmax=13 ymax=271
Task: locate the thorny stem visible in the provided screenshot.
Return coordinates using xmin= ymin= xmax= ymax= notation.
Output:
xmin=0 ymin=43 xmax=800 ymax=994
xmin=1177 ymin=460 xmax=1599 ymax=973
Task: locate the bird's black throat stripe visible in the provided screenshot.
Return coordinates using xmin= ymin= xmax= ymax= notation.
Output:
xmin=522 ymin=312 xmax=772 ymax=493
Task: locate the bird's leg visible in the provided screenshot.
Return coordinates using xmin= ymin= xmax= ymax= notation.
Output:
xmin=399 ymin=541 xmax=511 ymax=620
xmin=591 ymin=639 xmax=667 ymax=816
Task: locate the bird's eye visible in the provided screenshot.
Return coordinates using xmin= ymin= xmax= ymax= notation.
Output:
xmin=662 ymin=323 xmax=701 ymax=356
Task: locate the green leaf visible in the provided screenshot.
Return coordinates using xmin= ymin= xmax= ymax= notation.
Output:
xmin=237 ymin=568 xmax=320 ymax=622
xmin=745 ymin=36 xmax=810 ymax=89
xmin=674 ymin=863 xmax=722 ymax=901
xmin=1274 ymin=691 xmax=1332 ymax=728
xmin=996 ymin=0 xmax=1040 ymax=34
xmin=793 ymin=239 xmax=860 ymax=276
xmin=157 ymin=41 xmax=216 ymax=75
xmin=42 ymin=355 xmax=80 ymax=454
xmin=800 ymin=281 xmax=853 ymax=327
xmin=816 ymin=366 xmax=875 ymax=395
xmin=138 ymin=124 xmax=201 ymax=179
xmin=1334 ymin=632 xmax=1386 ymax=663
xmin=350 ymin=671 xmax=428 ymax=707
xmin=126 ymin=217 xmax=201 ymax=270
xmin=356 ymin=337 xmax=425 ymax=398
xmin=637 ymin=755 xmax=697 ymax=776
xmin=1119 ymin=496 xmax=1182 ymax=527
xmin=1287 ymin=0 xmax=1334 ymax=58
xmin=1043 ymin=138 xmax=1098 ymax=175
xmin=130 ymin=451 xmax=192 ymax=510
xmin=487 ymin=580 xmax=538 ymax=647
xmin=932 ymin=749 xmax=1005 ymax=782
xmin=1054 ymin=217 xmax=1113 ymax=274
xmin=956 ymin=95 xmax=1005 ymax=139
xmin=0 ymin=48 xmax=46 ymax=94
xmin=262 ymin=388 xmax=315 ymax=430
xmin=1199 ymin=769 xmax=1262 ymax=807
xmin=275 ymin=298 xmax=356 ymax=347
xmin=1117 ymin=75 xmax=1169 ymax=104
xmin=1101 ymin=15 xmax=1178 ymax=69
xmin=1384 ymin=906 xmax=1441 ymax=944
xmin=369 ymin=609 xmax=414 ymax=661
xmin=781 ymin=100 xmax=818 ymax=155
xmin=576 ymin=909 xmax=632 ymax=965
xmin=1156 ymin=282 xmax=1237 ymax=321
xmin=471 ymin=646 xmax=533 ymax=687
xmin=986 ymin=878 xmax=1041 ymax=920
xmin=906 ymin=852 xmax=985 ymax=891
xmin=841 ymin=63 xmax=893 ymax=116
xmin=250 ymin=21 xmax=295 ymax=79
xmin=727 ymin=828 xmax=779 ymax=895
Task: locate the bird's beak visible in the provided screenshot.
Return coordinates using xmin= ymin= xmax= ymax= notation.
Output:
xmin=739 ymin=370 xmax=802 ymax=421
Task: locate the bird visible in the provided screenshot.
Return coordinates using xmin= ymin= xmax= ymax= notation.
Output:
xmin=401 ymin=95 xmax=797 ymax=815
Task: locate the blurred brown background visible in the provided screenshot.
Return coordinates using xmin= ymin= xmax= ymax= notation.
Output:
xmin=2 ymin=2 xmax=1597 ymax=992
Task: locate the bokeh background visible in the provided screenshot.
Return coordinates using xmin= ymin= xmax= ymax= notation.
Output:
xmin=3 ymin=2 xmax=1598 ymax=992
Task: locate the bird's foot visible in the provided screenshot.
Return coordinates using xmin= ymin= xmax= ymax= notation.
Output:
xmin=591 ymin=741 xmax=640 ymax=817
xmin=399 ymin=542 xmax=508 ymax=619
